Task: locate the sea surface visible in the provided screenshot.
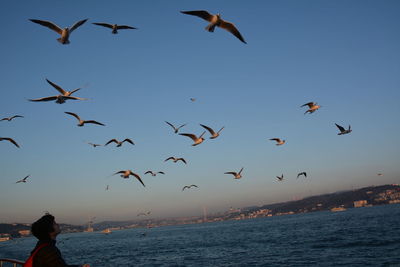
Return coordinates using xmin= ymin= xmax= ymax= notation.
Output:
xmin=1 ymin=204 xmax=399 ymax=266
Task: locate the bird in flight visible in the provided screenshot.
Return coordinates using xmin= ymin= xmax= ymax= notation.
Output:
xmin=276 ymin=174 xmax=284 ymax=181
xmin=29 ymin=79 xmax=87 ymax=104
xmin=335 ymin=123 xmax=352 ymax=135
xmin=1 ymin=115 xmax=24 ymax=122
xmin=182 ymin=185 xmax=198 ymax=191
xmin=16 ymin=175 xmax=30 ymax=183
xmin=30 ymin=18 xmax=88 ymax=44
xmin=105 ymin=138 xmax=134 ymax=147
xmin=225 ymin=168 xmax=244 ymax=179
xmin=180 ymin=10 xmax=246 ymax=44
xmin=200 ymin=124 xmax=224 ymax=139
xmin=65 ymin=112 xmax=105 ymax=127
xmin=165 ymin=121 xmax=187 ymax=134
xmin=301 ymin=102 xmax=321 ymax=114
xmin=113 ymin=170 xmax=145 ymax=187
xmin=179 ymin=131 xmax=206 ymax=146
xmin=92 ymin=22 xmax=137 ymax=34
xmin=87 ymin=142 xmax=102 ymax=147
xmin=164 ymin=157 xmax=187 ymax=164
xmin=270 ymin=138 xmax=285 ymax=146
xmin=105 ymin=185 xmax=109 ymax=191
xmin=377 ymin=173 xmax=383 ymax=176
xmin=137 ymin=211 xmax=151 ymax=216
xmin=144 ymin=171 xmax=165 ymax=177
xmin=0 ymin=137 xmax=20 ymax=148
xmin=190 ymin=98 xmax=196 ymax=102
xmin=297 ymin=172 xmax=307 ymax=179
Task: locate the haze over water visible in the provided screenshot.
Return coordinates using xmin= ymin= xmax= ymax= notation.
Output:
xmin=0 ymin=0 xmax=399 ymax=224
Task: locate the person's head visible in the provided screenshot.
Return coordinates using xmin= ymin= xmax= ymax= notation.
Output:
xmin=31 ymin=213 xmax=61 ymax=241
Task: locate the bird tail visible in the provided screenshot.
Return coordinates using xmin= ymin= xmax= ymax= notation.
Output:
xmin=205 ymin=24 xmax=216 ymax=32
xmin=112 ymin=29 xmax=118 ymax=34
xmin=57 ymin=38 xmax=70 ymax=44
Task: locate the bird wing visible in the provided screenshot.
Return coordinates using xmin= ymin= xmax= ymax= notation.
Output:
xmin=63 ymin=96 xmax=87 ymax=101
xmin=2 ymin=137 xmax=20 ymax=148
xmin=11 ymin=115 xmax=24 ymax=120
xmin=182 ymin=186 xmax=189 ymax=191
xmin=29 ymin=96 xmax=58 ymax=102
xmin=105 ymin=139 xmax=118 ymax=146
xmin=200 ymin=124 xmax=215 ymax=135
xmin=22 ymin=175 xmax=30 ymax=181
xmin=130 ymin=172 xmax=145 ymax=187
xmin=144 ymin=171 xmax=153 ymax=175
xmin=225 ymin=172 xmax=236 ymax=175
xmin=165 ymin=157 xmax=174 ymax=162
xmin=270 ymin=138 xmax=280 ymax=142
xmin=335 ymin=123 xmax=345 ymax=132
xmin=123 ymin=138 xmax=135 ymax=145
xmin=165 ymin=121 xmax=176 ymax=131
xmin=65 ymin=112 xmax=81 ymax=121
xmin=30 ymin=19 xmax=62 ymax=34
xmin=301 ymin=102 xmax=314 ymax=108
xmin=113 ymin=171 xmax=125 ymax=175
xmin=84 ymin=120 xmax=105 ymax=126
xmin=179 ymin=133 xmax=198 ymax=141
xmin=158 ymin=171 xmax=165 ymax=175
xmin=116 ymin=25 xmax=137 ymax=30
xmin=191 ymin=185 xmax=198 ymax=188
xmin=177 ymin=123 xmax=187 ymax=130
xmin=92 ymin=22 xmax=113 ymax=29
xmin=69 ymin=19 xmax=88 ymax=33
xmin=219 ymin=20 xmax=247 ymax=43
xmin=178 ymin=158 xmax=187 ymax=164
xmin=180 ymin=10 xmax=214 ymax=22
xmin=217 ymin=127 xmax=225 ymax=133
xmin=46 ymin=79 xmax=66 ymax=95
xmin=238 ymin=167 xmax=244 ymax=174
xmin=69 ymin=88 xmax=81 ymax=95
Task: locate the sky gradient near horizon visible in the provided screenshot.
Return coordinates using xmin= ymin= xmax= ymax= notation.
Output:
xmin=0 ymin=0 xmax=399 ymax=224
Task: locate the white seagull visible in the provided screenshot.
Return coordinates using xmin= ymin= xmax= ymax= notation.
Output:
xmin=164 ymin=157 xmax=187 ymax=164
xmin=0 ymin=137 xmax=20 ymax=148
xmin=1 ymin=115 xmax=24 ymax=122
xmin=165 ymin=121 xmax=187 ymax=134
xmin=16 ymin=175 xmax=30 ymax=183
xmin=113 ymin=170 xmax=145 ymax=187
xmin=65 ymin=112 xmax=105 ymax=127
xmin=29 ymin=79 xmax=87 ymax=104
xmin=180 ymin=10 xmax=246 ymax=44
xmin=301 ymin=102 xmax=321 ymax=114
xmin=200 ymin=124 xmax=224 ymax=139
xmin=270 ymin=138 xmax=285 ymax=146
xmin=92 ymin=22 xmax=137 ymax=34
xmin=30 ymin=18 xmax=88 ymax=44
xmin=179 ymin=131 xmax=206 ymax=146
xmin=335 ymin=123 xmax=352 ymax=135
xmin=105 ymin=138 xmax=134 ymax=147
xmin=225 ymin=168 xmax=244 ymax=179
xmin=182 ymin=185 xmax=198 ymax=191
xmin=144 ymin=171 xmax=165 ymax=177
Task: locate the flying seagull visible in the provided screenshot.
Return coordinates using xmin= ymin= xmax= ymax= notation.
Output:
xmin=301 ymin=102 xmax=321 ymax=114
xmin=297 ymin=172 xmax=307 ymax=179
xmin=113 ymin=170 xmax=145 ymax=187
xmin=335 ymin=123 xmax=352 ymax=135
xmin=16 ymin=175 xmax=30 ymax=183
xmin=165 ymin=121 xmax=187 ymax=134
xmin=87 ymin=142 xmax=102 ymax=147
xmin=190 ymin=98 xmax=196 ymax=102
xmin=92 ymin=22 xmax=137 ymax=34
xmin=29 ymin=18 xmax=88 ymax=44
xmin=180 ymin=10 xmax=246 ymax=44
xmin=0 ymin=137 xmax=20 ymax=148
xmin=65 ymin=112 xmax=105 ymax=127
xmin=137 ymin=211 xmax=151 ymax=216
xmin=29 ymin=79 xmax=87 ymax=104
xmin=164 ymin=157 xmax=187 ymax=164
xmin=225 ymin=168 xmax=244 ymax=179
xmin=144 ymin=171 xmax=165 ymax=177
xmin=377 ymin=173 xmax=383 ymax=176
xmin=200 ymin=124 xmax=224 ymax=139
xmin=276 ymin=174 xmax=284 ymax=181
xmin=179 ymin=131 xmax=206 ymax=146
xmin=270 ymin=138 xmax=285 ymax=146
xmin=182 ymin=184 xmax=198 ymax=191
xmin=105 ymin=185 xmax=109 ymax=191
xmin=1 ymin=115 xmax=24 ymax=122
xmin=105 ymin=138 xmax=134 ymax=147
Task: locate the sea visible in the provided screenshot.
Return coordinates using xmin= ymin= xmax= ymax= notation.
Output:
xmin=1 ymin=204 xmax=399 ymax=266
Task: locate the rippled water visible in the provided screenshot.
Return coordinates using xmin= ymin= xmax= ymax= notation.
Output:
xmin=1 ymin=204 xmax=399 ymax=266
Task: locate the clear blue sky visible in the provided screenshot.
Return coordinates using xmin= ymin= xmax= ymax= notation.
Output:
xmin=0 ymin=0 xmax=399 ymax=224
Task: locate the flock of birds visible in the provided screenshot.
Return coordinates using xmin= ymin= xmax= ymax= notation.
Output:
xmin=2 ymin=9 xmax=361 ymax=212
